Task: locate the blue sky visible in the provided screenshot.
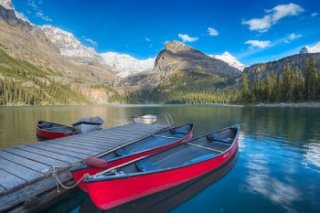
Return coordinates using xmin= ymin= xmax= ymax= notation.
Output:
xmin=12 ymin=0 xmax=320 ymax=65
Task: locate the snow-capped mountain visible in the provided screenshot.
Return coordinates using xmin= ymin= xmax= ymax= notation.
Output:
xmin=0 ymin=0 xmax=12 ymax=10
xmin=101 ymin=52 xmax=155 ymax=78
xmin=209 ymin=52 xmax=245 ymax=71
xmin=300 ymin=42 xmax=320 ymax=54
xmin=41 ymin=25 xmax=97 ymax=60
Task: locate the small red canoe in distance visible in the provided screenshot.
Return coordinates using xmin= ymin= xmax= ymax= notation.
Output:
xmin=36 ymin=121 xmax=79 ymax=140
xmin=84 ymin=125 xmax=240 ymax=210
xmin=70 ymin=123 xmax=194 ymax=191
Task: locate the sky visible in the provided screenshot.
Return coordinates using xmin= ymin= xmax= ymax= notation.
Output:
xmin=12 ymin=0 xmax=320 ymax=65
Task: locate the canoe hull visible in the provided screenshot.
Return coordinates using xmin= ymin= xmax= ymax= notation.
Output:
xmin=86 ymin=137 xmax=238 ymax=210
xmin=36 ymin=128 xmax=76 ymax=140
xmin=72 ymin=132 xmax=193 ymax=191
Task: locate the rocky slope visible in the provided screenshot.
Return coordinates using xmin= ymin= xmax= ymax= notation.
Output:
xmin=243 ymin=53 xmax=320 ymax=80
xmin=0 ymin=1 xmax=122 ymax=104
xmin=153 ymin=41 xmax=241 ymax=78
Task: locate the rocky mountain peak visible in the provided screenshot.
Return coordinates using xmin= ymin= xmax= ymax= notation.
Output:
xmin=41 ymin=25 xmax=97 ymax=60
xmin=164 ymin=41 xmax=193 ymax=53
xmin=209 ymin=52 xmax=245 ymax=71
xmin=299 ymin=42 xmax=320 ymax=54
xmin=0 ymin=0 xmax=12 ymax=10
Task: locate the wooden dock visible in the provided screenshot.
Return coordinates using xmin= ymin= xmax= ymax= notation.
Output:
xmin=0 ymin=123 xmax=168 ymax=212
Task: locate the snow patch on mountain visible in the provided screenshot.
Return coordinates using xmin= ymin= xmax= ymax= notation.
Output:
xmin=41 ymin=25 xmax=97 ymax=60
xmin=209 ymin=52 xmax=245 ymax=71
xmin=0 ymin=0 xmax=12 ymax=10
xmin=101 ymin=52 xmax=155 ymax=78
xmin=300 ymin=42 xmax=320 ymax=54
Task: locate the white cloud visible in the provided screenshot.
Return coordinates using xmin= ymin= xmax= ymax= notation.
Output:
xmin=311 ymin=12 xmax=318 ymax=17
xmin=27 ymin=0 xmax=38 ymax=9
xmin=83 ymin=37 xmax=98 ymax=46
xmin=288 ymin=33 xmax=302 ymax=40
xmin=284 ymin=33 xmax=302 ymax=43
xmin=245 ymin=40 xmax=271 ymax=48
xmin=178 ymin=33 xmax=199 ymax=43
xmin=36 ymin=11 xmax=52 ymax=22
xmin=208 ymin=27 xmax=219 ymax=36
xmin=145 ymin=37 xmax=151 ymax=42
xmin=242 ymin=3 xmax=304 ymax=32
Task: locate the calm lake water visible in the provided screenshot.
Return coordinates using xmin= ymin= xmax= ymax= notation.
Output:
xmin=0 ymin=105 xmax=319 ymax=212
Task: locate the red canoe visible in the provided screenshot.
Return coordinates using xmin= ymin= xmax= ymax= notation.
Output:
xmin=36 ymin=120 xmax=79 ymax=140
xmin=70 ymin=123 xmax=194 ymax=191
xmin=84 ymin=125 xmax=239 ymax=210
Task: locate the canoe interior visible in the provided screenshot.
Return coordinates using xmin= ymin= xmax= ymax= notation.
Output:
xmin=100 ymin=126 xmax=237 ymax=177
xmin=99 ymin=123 xmax=193 ymax=162
xmin=38 ymin=121 xmax=78 ymax=134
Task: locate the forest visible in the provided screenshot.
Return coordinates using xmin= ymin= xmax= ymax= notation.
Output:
xmin=240 ymin=58 xmax=320 ymax=103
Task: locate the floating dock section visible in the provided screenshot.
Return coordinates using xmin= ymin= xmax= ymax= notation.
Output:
xmin=0 ymin=123 xmax=168 ymax=212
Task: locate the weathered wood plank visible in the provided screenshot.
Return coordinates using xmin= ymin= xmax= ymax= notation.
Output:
xmin=28 ymin=143 xmax=88 ymax=159
xmin=62 ymin=137 xmax=125 ymax=147
xmin=4 ymin=148 xmax=69 ymax=167
xmin=0 ymin=151 xmax=49 ymax=173
xmin=0 ymin=158 xmax=43 ymax=184
xmin=39 ymin=143 xmax=97 ymax=156
xmin=47 ymin=141 xmax=102 ymax=152
xmin=0 ymin=185 xmax=6 ymax=194
xmin=0 ymin=169 xmax=26 ymax=193
xmin=0 ymin=171 xmax=71 ymax=211
xmin=54 ymin=138 xmax=116 ymax=149
xmin=18 ymin=145 xmax=80 ymax=164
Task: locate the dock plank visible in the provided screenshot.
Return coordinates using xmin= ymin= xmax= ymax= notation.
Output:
xmin=39 ymin=143 xmax=97 ymax=156
xmin=48 ymin=141 xmax=102 ymax=152
xmin=0 ymin=151 xmax=49 ymax=173
xmin=0 ymin=169 xmax=26 ymax=193
xmin=55 ymin=138 xmax=116 ymax=149
xmin=4 ymin=148 xmax=69 ymax=167
xmin=18 ymin=145 xmax=80 ymax=163
xmin=0 ymin=158 xmax=43 ymax=183
xmin=28 ymin=143 xmax=88 ymax=159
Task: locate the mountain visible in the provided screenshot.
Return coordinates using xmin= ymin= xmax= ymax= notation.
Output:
xmin=0 ymin=1 xmax=123 ymax=104
xmin=299 ymin=42 xmax=320 ymax=54
xmin=41 ymin=25 xmax=99 ymax=61
xmin=123 ymin=41 xmax=242 ymax=103
xmin=101 ymin=52 xmax=154 ymax=78
xmin=153 ymin=41 xmax=242 ymax=78
xmin=209 ymin=52 xmax=245 ymax=71
xmin=243 ymin=53 xmax=320 ymax=80
xmin=0 ymin=0 xmax=11 ymax=10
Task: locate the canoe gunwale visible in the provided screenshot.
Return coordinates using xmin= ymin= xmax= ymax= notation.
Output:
xmin=86 ymin=124 xmax=240 ymax=182
xmin=70 ymin=123 xmax=194 ymax=173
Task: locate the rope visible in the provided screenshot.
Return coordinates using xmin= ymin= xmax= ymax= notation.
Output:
xmin=50 ymin=166 xmax=89 ymax=192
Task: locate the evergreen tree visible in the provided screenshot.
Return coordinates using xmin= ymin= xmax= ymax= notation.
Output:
xmin=305 ymin=58 xmax=317 ymax=101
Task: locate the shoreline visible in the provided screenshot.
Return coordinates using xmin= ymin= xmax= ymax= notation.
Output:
xmin=1 ymin=102 xmax=320 ymax=108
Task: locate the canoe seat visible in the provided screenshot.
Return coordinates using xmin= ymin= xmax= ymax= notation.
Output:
xmin=136 ymin=160 xmax=157 ymax=172
xmin=84 ymin=157 xmax=108 ymax=169
xmin=115 ymin=148 xmax=129 ymax=157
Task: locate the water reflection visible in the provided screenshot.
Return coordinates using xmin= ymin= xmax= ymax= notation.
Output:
xmin=243 ymin=136 xmax=302 ymax=213
xmin=303 ymin=142 xmax=320 ymax=173
xmin=0 ymin=105 xmax=320 ymax=212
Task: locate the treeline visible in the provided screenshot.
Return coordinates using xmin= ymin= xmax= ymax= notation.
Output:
xmin=0 ymin=79 xmax=44 ymax=105
xmin=241 ymin=58 xmax=320 ymax=103
xmin=127 ymin=70 xmax=238 ymax=104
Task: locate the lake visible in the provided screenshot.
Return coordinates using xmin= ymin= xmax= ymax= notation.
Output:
xmin=0 ymin=105 xmax=319 ymax=212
